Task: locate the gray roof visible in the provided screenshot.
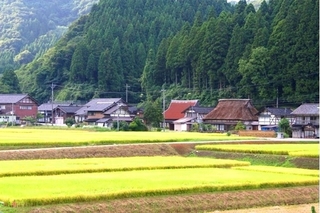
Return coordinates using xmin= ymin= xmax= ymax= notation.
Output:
xmin=265 ymin=107 xmax=292 ymax=116
xmin=183 ymin=106 xmax=214 ymax=114
xmin=0 ymin=94 xmax=29 ymax=104
xmin=104 ymin=105 xmax=119 ymax=114
xmin=76 ymin=98 xmax=122 ymax=115
xmin=38 ymin=103 xmax=70 ymax=111
xmin=57 ymin=105 xmax=83 ymax=114
xmin=291 ymin=103 xmax=319 ymax=115
xmin=86 ymin=98 xmax=121 ymax=111
xmin=75 ymin=106 xmax=89 ymax=116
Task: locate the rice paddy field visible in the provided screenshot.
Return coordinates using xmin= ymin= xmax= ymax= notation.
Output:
xmin=195 ymin=143 xmax=319 ymax=158
xmin=0 ymin=128 xmax=318 ymax=212
xmin=0 ymin=128 xmax=255 ymax=149
xmin=0 ymin=157 xmax=318 ymax=207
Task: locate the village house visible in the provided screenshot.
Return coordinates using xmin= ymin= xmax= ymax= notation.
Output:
xmin=203 ymin=99 xmax=259 ymax=131
xmin=173 ymin=106 xmax=214 ymax=131
xmin=163 ymin=100 xmax=199 ymax=131
xmin=96 ymin=102 xmax=133 ymax=128
xmin=258 ymin=107 xmax=293 ymax=131
xmin=75 ymin=98 xmax=134 ymax=128
xmin=75 ymin=98 xmax=123 ymax=125
xmin=291 ymin=103 xmax=319 ymax=138
xmin=0 ymin=94 xmax=38 ymax=124
xmin=38 ymin=102 xmax=73 ymax=124
xmin=54 ymin=105 xmax=83 ymax=125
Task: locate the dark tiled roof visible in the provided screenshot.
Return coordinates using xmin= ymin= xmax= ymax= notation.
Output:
xmin=204 ymin=99 xmax=258 ymax=121
xmin=76 ymin=98 xmax=122 ymax=115
xmin=128 ymin=106 xmax=142 ymax=114
xmin=57 ymin=106 xmax=83 ymax=114
xmin=104 ymin=105 xmax=119 ymax=114
xmin=85 ymin=98 xmax=121 ymax=111
xmin=164 ymin=100 xmax=199 ymax=120
xmin=0 ymin=94 xmax=28 ymax=104
xmin=38 ymin=103 xmax=70 ymax=111
xmin=184 ymin=106 xmax=214 ymax=114
xmin=291 ymin=103 xmax=319 ymax=115
xmin=265 ymin=107 xmax=292 ymax=116
xmin=96 ymin=118 xmax=111 ymax=123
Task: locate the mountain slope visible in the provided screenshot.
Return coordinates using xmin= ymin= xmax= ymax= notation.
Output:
xmin=15 ymin=0 xmax=318 ymax=108
xmin=0 ymin=0 xmax=98 ymax=73
xmin=16 ymin=0 xmax=233 ymax=103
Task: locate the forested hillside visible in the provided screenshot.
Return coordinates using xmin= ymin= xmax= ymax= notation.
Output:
xmin=14 ymin=0 xmax=318 ymax=108
xmin=16 ymin=0 xmax=232 ymax=103
xmin=0 ymin=0 xmax=98 ymax=74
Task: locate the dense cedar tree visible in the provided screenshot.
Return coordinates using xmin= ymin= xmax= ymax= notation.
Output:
xmin=6 ymin=0 xmax=318 ymax=108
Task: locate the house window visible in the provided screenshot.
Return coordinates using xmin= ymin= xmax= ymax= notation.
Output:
xmin=0 ymin=105 xmax=5 ymax=109
xmin=20 ymin=98 xmax=32 ymax=103
xmin=20 ymin=106 xmax=32 ymax=110
xmin=88 ymin=112 xmax=95 ymax=116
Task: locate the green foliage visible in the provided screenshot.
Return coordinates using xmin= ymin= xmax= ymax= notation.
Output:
xmin=0 ymin=0 xmax=98 ymax=74
xmin=235 ymin=121 xmax=246 ymax=131
xmin=112 ymin=121 xmax=129 ymax=131
xmin=129 ymin=118 xmax=148 ymax=131
xmin=143 ymin=100 xmax=163 ymax=128
xmin=24 ymin=116 xmax=37 ymax=126
xmin=278 ymin=118 xmax=291 ymax=136
xmin=15 ymin=0 xmax=232 ymax=104
xmin=65 ymin=118 xmax=76 ymax=127
xmin=0 ymin=69 xmax=21 ymax=93
xmin=8 ymin=0 xmax=318 ymax=109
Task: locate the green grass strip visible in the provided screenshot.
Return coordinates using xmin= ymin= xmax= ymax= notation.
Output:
xmin=0 ymin=156 xmax=250 ymax=177
xmin=195 ymin=144 xmax=319 ymax=158
xmin=0 ymin=168 xmax=318 ymax=207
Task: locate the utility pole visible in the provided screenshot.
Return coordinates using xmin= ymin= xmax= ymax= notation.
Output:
xmin=276 ymin=88 xmax=279 ymax=108
xmin=125 ymin=84 xmax=130 ymax=103
xmin=161 ymin=88 xmax=166 ymax=132
xmin=51 ymin=83 xmax=56 ymax=126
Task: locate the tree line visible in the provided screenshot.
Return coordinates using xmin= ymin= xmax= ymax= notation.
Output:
xmin=10 ymin=0 xmax=319 ymax=110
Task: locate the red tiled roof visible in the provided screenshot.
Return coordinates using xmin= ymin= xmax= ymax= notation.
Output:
xmin=164 ymin=100 xmax=198 ymax=120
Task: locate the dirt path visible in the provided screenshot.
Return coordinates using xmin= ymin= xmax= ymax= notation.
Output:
xmin=23 ymin=186 xmax=318 ymax=213
xmin=216 ymin=203 xmax=319 ymax=213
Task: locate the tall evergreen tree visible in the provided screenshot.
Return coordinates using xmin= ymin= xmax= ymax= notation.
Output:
xmin=141 ymin=49 xmax=156 ymax=99
xmin=69 ymin=42 xmax=89 ymax=83
xmin=0 ymin=69 xmax=21 ymax=93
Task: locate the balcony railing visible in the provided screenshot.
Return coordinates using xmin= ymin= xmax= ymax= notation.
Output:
xmin=293 ymin=120 xmax=319 ymax=125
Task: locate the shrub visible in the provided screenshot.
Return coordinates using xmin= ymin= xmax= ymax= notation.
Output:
xmin=24 ymin=116 xmax=37 ymax=126
xmin=129 ymin=118 xmax=147 ymax=131
xmin=65 ymin=118 xmax=76 ymax=127
xmin=235 ymin=121 xmax=245 ymax=131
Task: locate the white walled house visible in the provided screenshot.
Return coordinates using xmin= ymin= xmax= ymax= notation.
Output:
xmin=291 ymin=103 xmax=319 ymax=138
xmin=258 ymin=107 xmax=293 ymax=131
xmin=173 ymin=106 xmax=213 ymax=131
